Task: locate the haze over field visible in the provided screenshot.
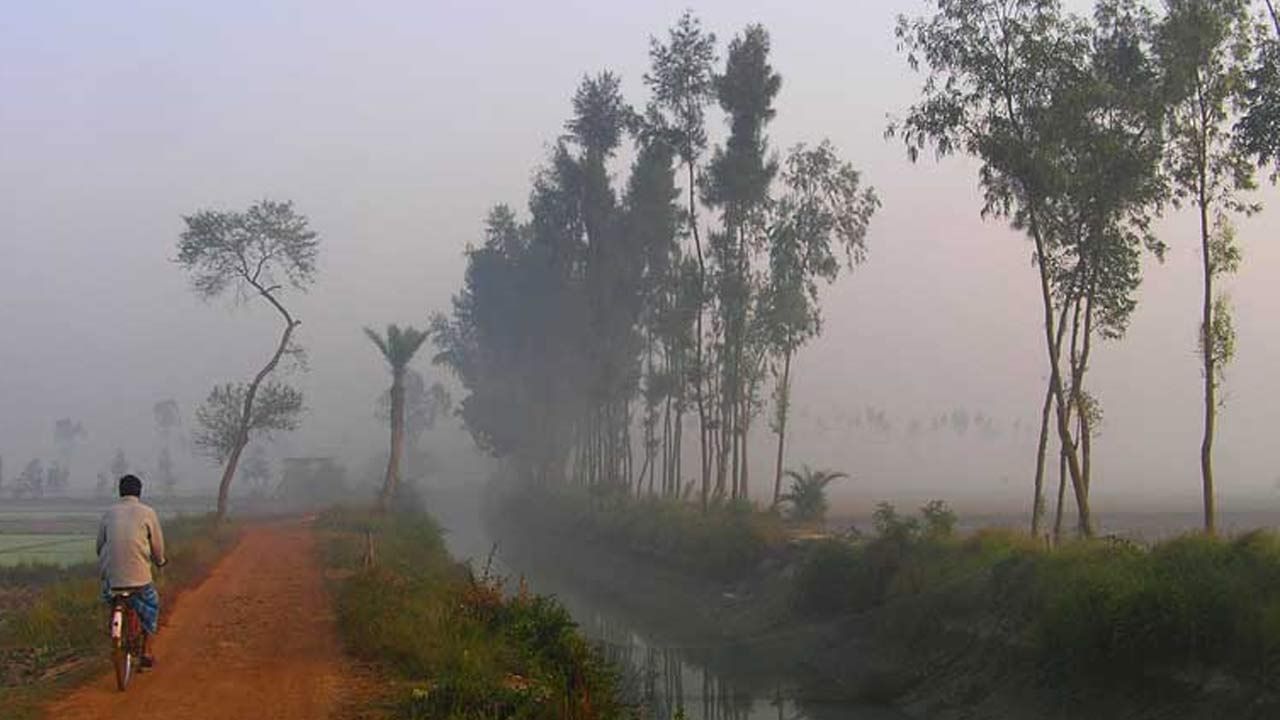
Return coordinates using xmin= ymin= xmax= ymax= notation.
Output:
xmin=2 ymin=0 xmax=1278 ymax=515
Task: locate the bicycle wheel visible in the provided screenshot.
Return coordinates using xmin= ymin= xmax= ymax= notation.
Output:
xmin=110 ymin=605 xmax=132 ymax=691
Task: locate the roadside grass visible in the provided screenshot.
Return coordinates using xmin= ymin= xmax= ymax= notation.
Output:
xmin=0 ymin=513 xmax=239 ymax=719
xmin=319 ymin=505 xmax=628 ymax=719
xmin=0 ymin=561 xmax=96 ymax=589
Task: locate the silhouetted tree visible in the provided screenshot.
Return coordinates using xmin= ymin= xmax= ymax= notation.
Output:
xmin=364 ymin=324 xmax=431 ymax=511
xmin=110 ymin=449 xmax=129 ymax=479
xmin=45 ymin=462 xmax=69 ymax=495
xmin=16 ymin=459 xmax=44 ymax=499
xmin=644 ymin=11 xmax=718 ymax=506
xmin=895 ymin=0 xmax=1169 ymax=536
xmin=176 ymin=199 xmax=318 ymax=520
xmin=152 ymin=398 xmax=183 ymax=496
xmin=153 ymin=400 xmax=181 ymax=436
xmin=51 ymin=418 xmax=85 ymax=491
xmin=242 ymin=444 xmax=272 ymax=498
xmin=702 ymin=24 xmax=781 ymax=501
xmin=762 ymin=142 xmax=878 ymax=506
xmin=376 ymin=369 xmax=452 ymax=484
xmin=156 ymin=447 xmax=178 ymax=496
xmin=1156 ymin=0 xmax=1263 ymax=534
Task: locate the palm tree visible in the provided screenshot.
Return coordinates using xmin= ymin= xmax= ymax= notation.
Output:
xmin=779 ymin=465 xmax=848 ymax=524
xmin=364 ymin=324 xmax=430 ymax=512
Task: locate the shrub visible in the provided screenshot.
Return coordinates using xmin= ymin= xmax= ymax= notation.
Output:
xmin=872 ymin=502 xmax=920 ymax=545
xmin=778 ymin=466 xmax=847 ymax=523
xmin=1031 ymin=531 xmax=1280 ymax=686
xmin=792 ymin=540 xmax=873 ymax=615
xmin=919 ymin=500 xmax=957 ymax=540
xmin=498 ymin=486 xmax=787 ymax=582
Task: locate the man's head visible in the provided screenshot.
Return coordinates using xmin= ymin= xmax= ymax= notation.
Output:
xmin=119 ymin=474 xmax=142 ymax=498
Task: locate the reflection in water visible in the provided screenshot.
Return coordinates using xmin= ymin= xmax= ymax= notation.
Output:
xmin=587 ymin=610 xmax=792 ymax=720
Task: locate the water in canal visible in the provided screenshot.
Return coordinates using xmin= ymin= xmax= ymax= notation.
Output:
xmin=429 ymin=484 xmax=909 ymax=720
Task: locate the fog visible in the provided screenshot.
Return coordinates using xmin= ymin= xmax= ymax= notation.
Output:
xmin=3 ymin=0 xmax=1278 ymax=515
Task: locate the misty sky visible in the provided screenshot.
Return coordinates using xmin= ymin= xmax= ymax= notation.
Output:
xmin=2 ymin=1 xmax=1277 ymax=513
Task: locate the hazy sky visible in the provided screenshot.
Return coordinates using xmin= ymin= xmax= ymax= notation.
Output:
xmin=2 ymin=1 xmax=1277 ymax=513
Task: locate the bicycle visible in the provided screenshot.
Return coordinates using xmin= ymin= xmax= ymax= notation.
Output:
xmin=108 ymin=589 xmax=145 ymax=691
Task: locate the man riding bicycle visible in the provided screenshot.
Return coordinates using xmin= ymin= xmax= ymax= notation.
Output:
xmin=97 ymin=474 xmax=166 ymax=669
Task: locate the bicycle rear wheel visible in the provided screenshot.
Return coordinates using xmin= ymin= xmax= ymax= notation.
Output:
xmin=110 ymin=605 xmax=131 ymax=691
xmin=111 ymin=605 xmax=138 ymax=691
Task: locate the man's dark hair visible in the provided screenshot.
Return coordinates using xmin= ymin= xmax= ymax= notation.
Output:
xmin=119 ymin=474 xmax=142 ymax=498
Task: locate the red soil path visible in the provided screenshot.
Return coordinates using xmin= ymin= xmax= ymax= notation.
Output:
xmin=45 ymin=522 xmax=369 ymax=720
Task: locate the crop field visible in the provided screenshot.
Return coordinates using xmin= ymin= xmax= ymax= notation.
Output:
xmin=0 ymin=534 xmax=94 ymax=567
xmin=0 ymin=498 xmax=211 ymax=570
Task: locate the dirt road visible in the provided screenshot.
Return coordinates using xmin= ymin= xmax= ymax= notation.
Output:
xmin=46 ymin=522 xmax=368 ymax=720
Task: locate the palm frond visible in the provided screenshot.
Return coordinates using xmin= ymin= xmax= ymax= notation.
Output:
xmin=367 ymin=323 xmax=431 ymax=370
xmin=363 ymin=326 xmax=391 ymax=360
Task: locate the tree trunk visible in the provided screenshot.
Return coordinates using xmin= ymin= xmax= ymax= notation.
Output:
xmin=215 ymin=317 xmax=297 ymax=521
xmin=772 ymin=350 xmax=792 ymax=507
xmin=1002 ymin=85 xmax=1088 ymax=536
xmin=740 ymin=394 xmax=751 ymax=501
xmin=731 ymin=398 xmax=740 ymax=499
xmin=662 ymin=392 xmax=672 ymax=496
xmin=379 ymin=368 xmax=406 ymax=512
xmin=687 ymin=162 xmax=710 ymax=513
xmin=1031 ymin=382 xmax=1053 ymax=536
xmin=1029 ymin=214 xmax=1090 ymax=537
xmin=1198 ymin=156 xmax=1218 ymax=536
xmin=1053 ymin=446 xmax=1068 ymax=545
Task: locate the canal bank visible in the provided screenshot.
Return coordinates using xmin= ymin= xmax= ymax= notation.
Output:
xmin=427 ymin=482 xmax=910 ymax=720
xmin=426 ymin=481 xmax=1280 ymax=720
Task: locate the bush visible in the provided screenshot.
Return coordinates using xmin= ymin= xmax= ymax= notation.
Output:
xmin=496 ymin=485 xmax=787 ymax=582
xmin=792 ymin=540 xmax=875 ymax=615
xmin=796 ymin=521 xmax=1280 ymax=687
xmin=794 ymin=500 xmax=975 ymax=616
xmin=1033 ymin=531 xmax=1280 ymax=685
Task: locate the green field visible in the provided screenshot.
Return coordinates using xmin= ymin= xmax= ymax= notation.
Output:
xmin=0 ymin=534 xmax=95 ymax=567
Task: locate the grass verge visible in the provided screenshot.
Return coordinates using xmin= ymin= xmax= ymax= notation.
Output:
xmin=318 ymin=505 xmax=628 ymax=720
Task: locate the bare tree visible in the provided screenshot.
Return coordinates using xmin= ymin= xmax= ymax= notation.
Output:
xmin=176 ymin=199 xmax=318 ymax=520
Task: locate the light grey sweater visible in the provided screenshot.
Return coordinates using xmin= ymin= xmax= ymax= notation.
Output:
xmin=97 ymin=496 xmax=166 ymax=589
